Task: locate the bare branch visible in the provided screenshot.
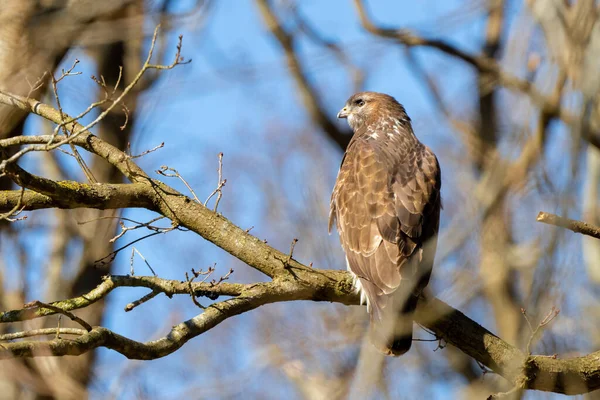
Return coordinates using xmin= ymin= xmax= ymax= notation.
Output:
xmin=537 ymin=211 xmax=600 ymax=240
xmin=0 ymin=328 xmax=87 ymax=341
xmin=0 ymin=186 xmax=26 ymax=221
xmin=24 ymin=301 xmax=92 ymax=331
xmin=124 ymin=290 xmax=160 ymax=312
xmin=0 ymin=275 xmax=246 ymax=324
xmin=157 ymin=165 xmax=202 ymax=204
xmin=130 ymin=247 xmax=157 ymax=276
xmin=49 ymin=58 xmax=98 ymax=184
xmin=0 ymin=25 xmax=189 ymax=179
xmin=126 ymin=141 xmax=164 ymax=159
xmin=203 ymin=152 xmax=226 ymax=211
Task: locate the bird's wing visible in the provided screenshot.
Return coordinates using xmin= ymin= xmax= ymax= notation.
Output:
xmin=330 ymin=138 xmax=441 ymax=320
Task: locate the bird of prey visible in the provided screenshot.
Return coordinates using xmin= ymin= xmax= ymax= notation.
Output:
xmin=329 ymin=92 xmax=441 ymax=356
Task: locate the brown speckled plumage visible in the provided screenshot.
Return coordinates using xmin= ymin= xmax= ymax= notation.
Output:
xmin=330 ymin=92 xmax=441 ymax=356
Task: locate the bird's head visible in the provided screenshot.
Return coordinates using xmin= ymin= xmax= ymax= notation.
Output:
xmin=337 ymin=92 xmax=408 ymax=131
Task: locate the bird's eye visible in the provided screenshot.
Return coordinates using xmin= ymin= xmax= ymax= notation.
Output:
xmin=354 ymin=99 xmax=365 ymax=107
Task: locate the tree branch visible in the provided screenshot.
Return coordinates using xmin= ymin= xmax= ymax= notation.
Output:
xmin=0 ymin=269 xmax=598 ymax=395
xmin=0 ymin=183 xmax=153 ymax=212
xmin=537 ymin=211 xmax=600 ymax=240
xmin=0 ymin=275 xmax=248 ymax=324
xmin=0 ymin=92 xmax=148 ymax=181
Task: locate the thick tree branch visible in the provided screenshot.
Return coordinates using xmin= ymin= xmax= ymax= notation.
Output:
xmin=0 ymin=183 xmax=153 ymax=212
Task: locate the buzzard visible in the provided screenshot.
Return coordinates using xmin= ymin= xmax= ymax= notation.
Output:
xmin=329 ymin=92 xmax=441 ymax=356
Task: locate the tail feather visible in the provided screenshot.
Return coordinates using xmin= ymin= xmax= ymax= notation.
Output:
xmin=368 ymin=288 xmax=419 ymax=357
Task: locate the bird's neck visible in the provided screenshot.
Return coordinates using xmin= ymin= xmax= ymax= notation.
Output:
xmin=355 ymin=115 xmax=416 ymax=142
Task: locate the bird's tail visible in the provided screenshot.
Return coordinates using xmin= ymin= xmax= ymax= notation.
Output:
xmin=368 ymin=285 xmax=419 ymax=357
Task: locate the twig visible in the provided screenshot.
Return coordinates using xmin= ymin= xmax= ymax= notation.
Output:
xmin=0 ymin=187 xmax=27 ymax=222
xmin=50 ymin=59 xmax=98 ymax=184
xmin=120 ymin=103 xmax=130 ymax=130
xmin=130 ymin=247 xmax=157 ymax=276
xmin=433 ymin=337 xmax=447 ymax=352
xmin=56 ymin=315 xmax=61 ymax=339
xmin=0 ymin=328 xmax=87 ymax=341
xmin=285 ymin=238 xmax=298 ymax=268
xmin=24 ymin=301 xmax=92 ymax=331
xmin=191 ymin=264 xmax=216 ymax=278
xmin=79 ymin=215 xmax=166 ymax=227
xmin=95 ymin=231 xmax=163 ymax=267
xmin=522 ymin=306 xmax=560 ymax=354
xmin=185 ymin=272 xmax=206 ymax=309
xmin=488 ymin=385 xmax=520 ymax=399
xmin=124 ymin=290 xmax=160 ymax=312
xmin=126 ymin=141 xmax=165 ymax=159
xmin=25 ymin=71 xmax=49 ymax=98
xmin=0 ymin=25 xmax=189 ymax=173
xmin=157 ymin=165 xmax=201 ymax=204
xmin=204 ymin=152 xmax=226 ymax=211
xmin=211 ymin=268 xmax=234 ymax=286
xmin=536 ymin=211 xmax=600 ymax=240
xmin=110 ymin=216 xmax=167 ymax=243
xmin=96 ymin=219 xmax=180 ymax=267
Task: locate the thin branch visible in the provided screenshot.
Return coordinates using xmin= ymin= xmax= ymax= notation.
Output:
xmin=537 ymin=211 xmax=600 ymax=240
xmin=0 ymin=25 xmax=189 ymax=177
xmin=285 ymin=238 xmax=298 ymax=267
xmin=127 ymin=141 xmax=165 ymax=159
xmin=185 ymin=272 xmax=206 ymax=309
xmin=95 ymin=231 xmax=163 ymax=267
xmin=157 ymin=165 xmax=202 ymax=204
xmin=130 ymin=247 xmax=157 ymax=276
xmin=0 ymin=328 xmax=87 ymax=341
xmin=0 ymin=187 xmax=26 ymax=222
xmin=24 ymin=301 xmax=92 ymax=331
xmin=522 ymin=306 xmax=560 ymax=355
xmin=124 ymin=290 xmax=160 ymax=312
xmin=0 ymin=275 xmax=246 ymax=324
xmin=203 ymin=152 xmax=226 ymax=211
xmin=50 ymin=58 xmax=98 ymax=184
xmin=110 ymin=216 xmax=167 ymax=243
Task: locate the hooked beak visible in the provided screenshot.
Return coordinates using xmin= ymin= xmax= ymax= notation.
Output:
xmin=337 ymin=107 xmax=349 ymax=119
